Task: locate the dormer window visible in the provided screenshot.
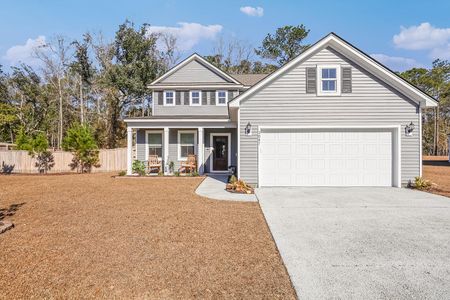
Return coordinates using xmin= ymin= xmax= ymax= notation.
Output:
xmin=190 ymin=90 xmax=202 ymax=106
xmin=317 ymin=65 xmax=341 ymax=96
xmin=216 ymin=90 xmax=228 ymax=106
xmin=164 ymin=91 xmax=175 ymax=106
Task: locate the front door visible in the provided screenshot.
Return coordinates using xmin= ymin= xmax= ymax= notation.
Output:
xmin=212 ymin=135 xmax=229 ymax=171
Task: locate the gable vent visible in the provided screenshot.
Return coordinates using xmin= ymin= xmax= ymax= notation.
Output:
xmin=342 ymin=67 xmax=352 ymax=93
xmin=306 ymin=67 xmax=317 ymax=94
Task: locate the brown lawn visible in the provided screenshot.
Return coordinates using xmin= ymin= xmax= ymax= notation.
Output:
xmin=423 ymin=156 xmax=450 ymax=198
xmin=0 ymin=174 xmax=295 ymax=299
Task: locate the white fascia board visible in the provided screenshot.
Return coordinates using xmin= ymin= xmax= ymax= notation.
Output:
xmin=148 ymin=84 xmax=244 ymax=89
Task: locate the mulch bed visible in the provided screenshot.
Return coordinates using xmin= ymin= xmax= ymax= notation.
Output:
xmin=423 ymin=156 xmax=450 ymax=198
xmin=0 ymin=173 xmax=295 ymax=299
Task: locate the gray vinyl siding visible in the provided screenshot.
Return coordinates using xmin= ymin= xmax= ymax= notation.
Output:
xmin=161 ymin=60 xmax=230 ymax=83
xmin=136 ymin=128 xmax=237 ymax=173
xmin=239 ymin=46 xmax=420 ymax=187
xmin=153 ymin=90 xmax=238 ymax=116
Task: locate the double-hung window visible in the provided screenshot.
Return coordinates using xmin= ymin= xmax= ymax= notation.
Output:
xmin=190 ymin=90 xmax=202 ymax=106
xmin=216 ymin=90 xmax=228 ymax=106
xmin=178 ymin=130 xmax=197 ymax=160
xmin=164 ymin=90 xmax=175 ymax=105
xmin=317 ymin=65 xmax=341 ymax=96
xmin=147 ymin=131 xmax=163 ymax=159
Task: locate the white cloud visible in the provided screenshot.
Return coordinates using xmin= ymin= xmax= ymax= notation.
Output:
xmin=240 ymin=6 xmax=264 ymax=17
xmin=3 ymin=36 xmax=46 ymax=66
xmin=393 ymin=22 xmax=450 ymax=59
xmin=147 ymin=22 xmax=223 ymax=51
xmin=371 ymin=53 xmax=422 ymax=71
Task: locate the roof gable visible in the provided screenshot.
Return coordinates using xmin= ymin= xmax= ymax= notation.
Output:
xmin=151 ymin=54 xmax=241 ymax=86
xmin=230 ymin=33 xmax=437 ymax=108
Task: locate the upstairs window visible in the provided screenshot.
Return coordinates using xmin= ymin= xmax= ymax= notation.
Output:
xmin=317 ymin=65 xmax=341 ymax=96
xmin=164 ymin=91 xmax=175 ymax=105
xmin=216 ymin=90 xmax=228 ymax=106
xmin=190 ymin=90 xmax=202 ymax=106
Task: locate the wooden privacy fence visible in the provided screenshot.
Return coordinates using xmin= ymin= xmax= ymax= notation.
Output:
xmin=0 ymin=148 xmax=127 ymax=173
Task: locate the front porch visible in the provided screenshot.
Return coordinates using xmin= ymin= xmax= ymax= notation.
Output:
xmin=125 ymin=119 xmax=237 ymax=176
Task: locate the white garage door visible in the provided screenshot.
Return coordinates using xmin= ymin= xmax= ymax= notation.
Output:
xmin=259 ymin=129 xmax=393 ymax=187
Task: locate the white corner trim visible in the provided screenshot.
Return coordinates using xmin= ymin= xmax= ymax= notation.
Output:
xmin=215 ymin=90 xmax=228 ymax=106
xmin=237 ymin=108 xmax=241 ymax=178
xmin=316 ymin=64 xmax=341 ymax=96
xmin=189 ymin=90 xmax=202 ymax=106
xmin=419 ymin=104 xmax=423 ymax=177
xmin=177 ymin=130 xmax=198 ymax=161
xmin=163 ymin=90 xmax=175 ymax=106
xmin=209 ymin=132 xmax=232 ymax=173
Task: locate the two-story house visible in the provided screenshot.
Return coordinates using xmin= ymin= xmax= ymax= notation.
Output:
xmin=124 ymin=33 xmax=437 ymax=187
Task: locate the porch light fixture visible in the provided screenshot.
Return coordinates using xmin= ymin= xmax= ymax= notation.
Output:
xmin=244 ymin=122 xmax=252 ymax=135
xmin=405 ymin=122 xmax=415 ymax=136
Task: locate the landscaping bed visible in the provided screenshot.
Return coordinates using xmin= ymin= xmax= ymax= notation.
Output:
xmin=0 ymin=173 xmax=295 ymax=299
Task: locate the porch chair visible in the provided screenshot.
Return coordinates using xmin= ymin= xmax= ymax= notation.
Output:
xmin=147 ymin=155 xmax=162 ymax=174
xmin=180 ymin=154 xmax=197 ymax=174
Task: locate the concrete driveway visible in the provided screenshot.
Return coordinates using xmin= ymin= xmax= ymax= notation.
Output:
xmin=256 ymin=187 xmax=450 ymax=299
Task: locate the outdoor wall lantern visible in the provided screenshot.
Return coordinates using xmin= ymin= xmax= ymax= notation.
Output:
xmin=405 ymin=122 xmax=415 ymax=136
xmin=244 ymin=122 xmax=252 ymax=136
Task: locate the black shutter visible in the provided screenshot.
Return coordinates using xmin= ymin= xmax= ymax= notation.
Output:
xmin=184 ymin=91 xmax=189 ymax=105
xmin=228 ymin=91 xmax=233 ymax=101
xmin=342 ymin=67 xmax=352 ymax=93
xmin=176 ymin=91 xmax=181 ymax=105
xmin=306 ymin=67 xmax=317 ymax=94
xmin=158 ymin=91 xmax=163 ymax=105
xmin=202 ymin=91 xmax=207 ymax=105
xmin=210 ymin=91 xmax=216 ymax=105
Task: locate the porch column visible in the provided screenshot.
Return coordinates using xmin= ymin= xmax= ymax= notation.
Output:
xmin=164 ymin=127 xmax=169 ymax=175
xmin=126 ymin=127 xmax=133 ymax=175
xmin=198 ymin=127 xmax=204 ymax=174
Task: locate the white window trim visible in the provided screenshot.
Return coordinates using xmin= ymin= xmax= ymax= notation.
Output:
xmin=189 ymin=90 xmax=202 ymax=106
xmin=215 ymin=90 xmax=228 ymax=106
xmin=177 ymin=130 xmax=198 ymax=161
xmin=145 ymin=130 xmax=164 ymax=161
xmin=163 ymin=90 xmax=175 ymax=106
xmin=317 ymin=65 xmax=341 ymax=96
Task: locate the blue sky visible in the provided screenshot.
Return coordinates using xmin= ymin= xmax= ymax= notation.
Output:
xmin=1 ymin=0 xmax=449 ymax=71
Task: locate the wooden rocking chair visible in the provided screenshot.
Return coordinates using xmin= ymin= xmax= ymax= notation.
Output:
xmin=147 ymin=155 xmax=162 ymax=174
xmin=180 ymin=154 xmax=197 ymax=174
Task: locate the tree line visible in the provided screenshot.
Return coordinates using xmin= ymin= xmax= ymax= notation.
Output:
xmin=0 ymin=21 xmax=448 ymax=155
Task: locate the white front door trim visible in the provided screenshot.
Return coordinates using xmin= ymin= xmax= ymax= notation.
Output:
xmin=209 ymin=133 xmax=232 ymax=173
xmin=257 ymin=125 xmax=401 ymax=188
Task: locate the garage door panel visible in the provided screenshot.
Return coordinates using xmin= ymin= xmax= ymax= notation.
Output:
xmin=259 ymin=129 xmax=393 ymax=187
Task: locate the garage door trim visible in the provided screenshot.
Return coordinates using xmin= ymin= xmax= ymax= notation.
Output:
xmin=257 ymin=125 xmax=401 ymax=187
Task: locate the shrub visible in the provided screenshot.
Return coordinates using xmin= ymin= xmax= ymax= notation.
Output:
xmin=191 ymin=169 xmax=199 ymax=177
xmin=1 ymin=161 xmax=15 ymax=174
xmin=414 ymin=176 xmax=433 ymax=191
xmin=169 ymin=161 xmax=175 ymax=173
xmin=229 ymin=175 xmax=237 ymax=184
xmin=35 ymin=151 xmax=55 ymax=174
xmin=226 ymin=178 xmax=254 ymax=194
xmin=118 ymin=170 xmax=126 ymax=176
xmin=62 ymin=124 xmax=100 ymax=173
xmin=174 ymin=171 xmax=180 ymax=177
xmin=16 ymin=129 xmax=54 ymax=174
xmin=132 ymin=160 xmax=146 ymax=176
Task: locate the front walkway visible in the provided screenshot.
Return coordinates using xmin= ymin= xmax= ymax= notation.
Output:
xmin=195 ymin=175 xmax=257 ymax=202
xmin=256 ymin=187 xmax=450 ymax=299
